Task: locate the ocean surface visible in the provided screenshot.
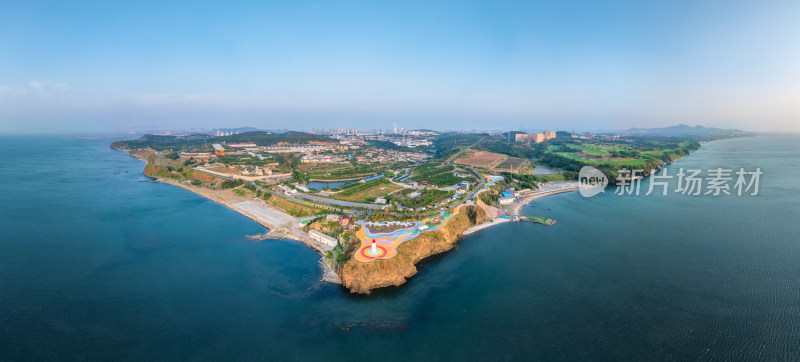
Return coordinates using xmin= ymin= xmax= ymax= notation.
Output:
xmin=1 ymin=135 xmax=799 ymax=360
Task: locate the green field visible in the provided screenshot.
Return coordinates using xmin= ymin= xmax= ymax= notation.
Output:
xmin=556 ymin=152 xmax=648 ymax=166
xmin=306 ymin=164 xmax=384 ymax=180
xmin=329 ymin=178 xmax=402 ymax=203
xmin=408 ymin=163 xmax=472 ymax=187
xmin=545 ymin=145 xmax=560 ymax=153
xmin=567 ymin=144 xmax=611 ymax=156
xmin=395 ymin=188 xmax=454 ymax=208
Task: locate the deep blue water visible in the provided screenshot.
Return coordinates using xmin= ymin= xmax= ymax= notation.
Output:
xmin=1 ymin=135 xmax=799 ymax=360
xmin=308 ymin=180 xmax=354 ymax=190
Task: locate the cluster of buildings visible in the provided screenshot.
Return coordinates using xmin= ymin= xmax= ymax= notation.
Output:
xmin=241 ymin=166 xmax=272 ymax=176
xmin=391 ymin=138 xmax=432 ymax=148
xmin=515 ymin=130 xmax=557 ymax=143
xmin=300 ymin=154 xmax=349 ymax=163
xmin=497 ymin=187 xmax=534 ymax=205
xmin=305 ymin=213 xmax=357 ymax=249
xmin=311 ymin=128 xmax=358 ymax=135
xmin=261 ymin=144 xmax=338 ymax=153
xmin=308 ymin=230 xmax=338 ymax=249
xmin=214 ymin=130 xmax=240 ymax=136
xmin=361 ymin=133 xmax=433 ymax=148
xmin=354 ymin=149 xmax=431 ymax=164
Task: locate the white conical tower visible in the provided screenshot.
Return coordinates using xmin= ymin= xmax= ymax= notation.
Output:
xmin=369 ymin=239 xmax=378 ymax=256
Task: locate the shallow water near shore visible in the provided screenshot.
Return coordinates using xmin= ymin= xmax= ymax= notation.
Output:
xmin=2 ymin=135 xmax=799 ymax=360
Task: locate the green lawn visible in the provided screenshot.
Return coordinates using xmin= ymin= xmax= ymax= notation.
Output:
xmin=567 ymin=144 xmax=610 ymax=156
xmin=556 ymin=152 xmax=648 ymax=166
xmin=329 ymin=178 xmax=402 ymax=203
xmin=408 ymin=162 xmax=471 ymax=187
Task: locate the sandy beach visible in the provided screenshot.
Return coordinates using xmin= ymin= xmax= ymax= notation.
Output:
xmin=157 ymin=178 xmax=343 ymax=284
xmin=463 ymin=182 xmax=580 ymax=235
xmin=462 ymin=217 xmax=512 ymax=235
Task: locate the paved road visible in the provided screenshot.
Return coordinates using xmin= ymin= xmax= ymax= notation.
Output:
xmin=444 ymin=140 xmax=481 ymax=165
xmin=160 ymin=148 xmax=485 ymax=217
xmin=293 ymin=193 xmax=388 ymax=210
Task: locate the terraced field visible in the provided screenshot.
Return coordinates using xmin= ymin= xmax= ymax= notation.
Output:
xmin=329 ymin=178 xmax=402 ymax=203
xmin=494 ymin=157 xmax=529 ymax=173
xmin=408 ymin=163 xmax=472 ymax=187
xmin=456 ymin=151 xmax=507 ymax=168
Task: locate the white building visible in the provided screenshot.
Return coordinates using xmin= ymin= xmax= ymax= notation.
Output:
xmin=497 ymin=196 xmax=515 ymax=205
xmin=308 ymin=230 xmax=338 ymax=248
xmin=228 ymin=143 xmax=257 ymax=148
xmin=293 ymin=183 xmax=310 ymax=192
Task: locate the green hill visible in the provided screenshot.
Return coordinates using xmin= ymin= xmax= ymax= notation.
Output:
xmin=112 ymin=131 xmax=334 ymax=151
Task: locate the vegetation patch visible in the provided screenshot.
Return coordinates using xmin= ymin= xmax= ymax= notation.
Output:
xmin=393 ymin=188 xmax=454 ymax=208
xmin=271 ymin=196 xmax=325 ymax=217
xmin=407 ymin=163 xmax=471 ymax=187
xmin=329 ymin=178 xmax=401 ymax=203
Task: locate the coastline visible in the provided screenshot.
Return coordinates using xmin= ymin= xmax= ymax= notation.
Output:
xmin=114 ymin=147 xmax=343 ymax=284
xmin=507 ymin=186 xmax=580 ymax=216
xmin=157 ymin=178 xmax=343 ymax=284
xmin=462 ymin=185 xmax=579 ymax=235
xmin=462 ymin=217 xmax=512 ymax=235
xmin=120 ymin=145 xmax=579 ymax=291
xmin=113 ymin=140 xmax=706 ymax=294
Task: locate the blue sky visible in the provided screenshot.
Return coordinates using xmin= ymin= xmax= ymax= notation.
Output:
xmin=1 ymin=0 xmax=799 ymax=133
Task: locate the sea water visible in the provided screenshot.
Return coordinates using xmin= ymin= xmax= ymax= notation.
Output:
xmin=1 ymin=135 xmax=798 ymax=360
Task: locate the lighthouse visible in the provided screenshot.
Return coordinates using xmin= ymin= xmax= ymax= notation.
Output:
xmin=368 ymin=239 xmax=379 ymax=256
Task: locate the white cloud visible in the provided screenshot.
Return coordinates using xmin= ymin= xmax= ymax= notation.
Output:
xmin=29 ymin=81 xmax=45 ymax=90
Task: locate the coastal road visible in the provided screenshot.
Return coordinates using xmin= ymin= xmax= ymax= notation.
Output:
xmin=175 ymin=148 xmax=483 ymax=218
xmin=505 ymin=181 xmax=580 ymax=216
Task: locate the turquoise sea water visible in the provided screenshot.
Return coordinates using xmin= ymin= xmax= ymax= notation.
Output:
xmin=1 ymin=135 xmax=799 ymax=360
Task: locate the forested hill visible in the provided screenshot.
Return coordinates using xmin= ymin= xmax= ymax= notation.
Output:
xmin=623 ymin=124 xmax=749 ymax=138
xmin=216 ymin=131 xmax=335 ymax=145
xmin=111 ymin=131 xmax=335 ymax=151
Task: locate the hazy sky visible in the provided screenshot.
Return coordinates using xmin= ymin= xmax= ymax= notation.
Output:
xmin=1 ymin=0 xmax=799 ymax=134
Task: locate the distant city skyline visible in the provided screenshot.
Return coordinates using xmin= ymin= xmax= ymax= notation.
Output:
xmin=2 ymin=0 xmax=800 ymax=134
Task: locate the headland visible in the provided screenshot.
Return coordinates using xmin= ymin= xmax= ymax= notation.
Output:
xmin=110 ymin=128 xmax=708 ymax=294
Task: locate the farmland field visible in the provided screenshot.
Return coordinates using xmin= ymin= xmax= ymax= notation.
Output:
xmin=329 ymin=178 xmax=402 ymax=203
xmin=493 ymin=157 xmax=529 ymax=173
xmin=306 ymin=163 xmax=383 ymax=180
xmin=456 ymin=151 xmax=507 ymax=168
xmin=407 ymin=163 xmax=472 ymax=187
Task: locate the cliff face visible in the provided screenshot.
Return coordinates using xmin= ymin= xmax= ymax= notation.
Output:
xmin=339 ymin=205 xmax=487 ymax=294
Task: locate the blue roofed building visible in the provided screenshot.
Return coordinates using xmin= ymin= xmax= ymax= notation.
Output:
xmin=360 ymin=174 xmax=385 ymax=183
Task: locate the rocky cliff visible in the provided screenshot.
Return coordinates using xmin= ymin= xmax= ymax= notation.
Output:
xmin=339 ymin=205 xmax=487 ymax=294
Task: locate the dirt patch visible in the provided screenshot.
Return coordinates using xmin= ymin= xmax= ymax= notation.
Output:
xmin=456 ymin=151 xmax=507 ymax=168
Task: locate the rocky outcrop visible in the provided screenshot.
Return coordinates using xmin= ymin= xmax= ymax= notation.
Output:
xmin=339 ymin=205 xmax=487 ymax=294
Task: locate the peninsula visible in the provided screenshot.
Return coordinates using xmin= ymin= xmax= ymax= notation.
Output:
xmin=112 ymin=127 xmax=712 ymax=294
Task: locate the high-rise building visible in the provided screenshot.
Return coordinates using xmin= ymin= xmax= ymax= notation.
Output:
xmin=515 ymin=133 xmax=533 ymax=142
xmin=544 ymin=131 xmax=556 ymax=140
